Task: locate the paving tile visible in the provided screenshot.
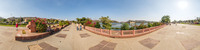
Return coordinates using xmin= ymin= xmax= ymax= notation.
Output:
xmin=181 ymin=39 xmax=200 ymax=50
xmin=89 ymin=44 xmax=104 ymax=50
xmin=2 ymin=32 xmax=12 ymax=36
xmin=101 ymin=46 xmax=114 ymax=50
xmin=89 ymin=40 xmax=117 ymax=50
xmin=80 ymin=33 xmax=90 ymax=38
xmin=38 ymin=42 xmax=58 ymax=50
xmin=99 ymin=40 xmax=109 ymax=45
xmin=28 ymin=44 xmax=43 ymax=50
xmin=106 ymin=42 xmax=117 ymax=48
xmin=63 ymin=29 xmax=69 ymax=31
xmin=55 ymin=34 xmax=67 ymax=38
xmin=139 ymin=38 xmax=160 ymax=49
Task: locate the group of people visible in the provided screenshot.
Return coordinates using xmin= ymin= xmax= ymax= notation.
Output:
xmin=76 ymin=24 xmax=83 ymax=31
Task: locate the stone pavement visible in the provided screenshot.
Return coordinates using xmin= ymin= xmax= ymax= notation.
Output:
xmin=0 ymin=24 xmax=200 ymax=50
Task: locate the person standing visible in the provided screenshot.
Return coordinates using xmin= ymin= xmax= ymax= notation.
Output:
xmin=16 ymin=22 xmax=18 ymax=31
xmin=76 ymin=24 xmax=79 ymax=31
xmin=80 ymin=24 xmax=82 ymax=31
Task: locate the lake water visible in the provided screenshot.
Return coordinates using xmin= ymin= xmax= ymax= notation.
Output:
xmin=100 ymin=23 xmax=147 ymax=28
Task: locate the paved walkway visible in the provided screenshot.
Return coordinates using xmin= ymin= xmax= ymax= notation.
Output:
xmin=0 ymin=24 xmax=200 ymax=50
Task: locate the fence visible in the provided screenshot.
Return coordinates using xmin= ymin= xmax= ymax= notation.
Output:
xmin=84 ymin=25 xmax=166 ymax=38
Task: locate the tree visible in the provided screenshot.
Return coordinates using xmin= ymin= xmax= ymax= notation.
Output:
xmin=80 ymin=17 xmax=87 ymax=25
xmin=161 ymin=15 xmax=170 ymax=24
xmin=2 ymin=19 xmax=7 ymax=22
xmin=76 ymin=17 xmax=91 ymax=25
xmin=99 ymin=16 xmax=112 ymax=29
xmin=120 ymin=23 xmax=129 ymax=30
xmin=76 ymin=18 xmax=81 ymax=24
xmin=173 ymin=20 xmax=177 ymax=23
xmin=95 ymin=22 xmax=101 ymax=28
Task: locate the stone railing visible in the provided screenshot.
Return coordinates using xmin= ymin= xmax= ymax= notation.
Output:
xmin=84 ymin=25 xmax=166 ymax=38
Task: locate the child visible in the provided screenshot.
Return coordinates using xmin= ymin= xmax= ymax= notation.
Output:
xmin=16 ymin=23 xmax=18 ymax=31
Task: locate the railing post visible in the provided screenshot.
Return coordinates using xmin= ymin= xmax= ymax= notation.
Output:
xmin=109 ymin=30 xmax=112 ymax=35
xmin=142 ymin=29 xmax=144 ymax=33
xmin=148 ymin=28 xmax=150 ymax=31
xmin=94 ymin=28 xmax=96 ymax=31
xmin=133 ymin=30 xmax=135 ymax=36
xmin=121 ymin=30 xmax=123 ymax=36
xmin=100 ymin=29 xmax=102 ymax=34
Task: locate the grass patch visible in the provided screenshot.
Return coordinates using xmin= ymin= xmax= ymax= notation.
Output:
xmin=193 ymin=24 xmax=200 ymax=26
xmin=180 ymin=23 xmax=188 ymax=24
xmin=0 ymin=24 xmax=26 ymax=27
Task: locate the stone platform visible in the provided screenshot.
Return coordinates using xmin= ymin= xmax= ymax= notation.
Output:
xmin=15 ymin=29 xmax=50 ymax=41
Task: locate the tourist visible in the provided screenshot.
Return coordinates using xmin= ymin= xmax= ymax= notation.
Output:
xmin=76 ymin=24 xmax=79 ymax=31
xmin=47 ymin=26 xmax=51 ymax=32
xmin=80 ymin=24 xmax=82 ymax=31
xmin=16 ymin=23 xmax=18 ymax=31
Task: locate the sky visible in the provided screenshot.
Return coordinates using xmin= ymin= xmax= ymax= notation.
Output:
xmin=0 ymin=0 xmax=200 ymax=22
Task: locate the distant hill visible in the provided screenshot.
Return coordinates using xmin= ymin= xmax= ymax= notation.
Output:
xmin=126 ymin=20 xmax=154 ymax=23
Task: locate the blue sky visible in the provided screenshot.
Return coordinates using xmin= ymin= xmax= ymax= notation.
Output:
xmin=0 ymin=0 xmax=200 ymax=22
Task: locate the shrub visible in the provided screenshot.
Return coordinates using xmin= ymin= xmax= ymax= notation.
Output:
xmin=88 ymin=24 xmax=94 ymax=27
xmin=137 ymin=23 xmax=147 ymax=29
xmin=34 ymin=17 xmax=48 ymax=32
xmin=12 ymin=22 xmax=16 ymax=25
xmin=64 ymin=21 xmax=70 ymax=25
xmin=147 ymin=22 xmax=153 ymax=27
xmin=59 ymin=21 xmax=63 ymax=26
xmin=111 ymin=27 xmax=120 ymax=29
xmin=22 ymin=30 xmax=26 ymax=34
xmin=129 ymin=26 xmax=135 ymax=30
xmin=120 ymin=23 xmax=129 ymax=30
xmin=95 ymin=22 xmax=101 ymax=28
xmin=152 ymin=22 xmax=161 ymax=26
xmin=85 ymin=20 xmax=92 ymax=26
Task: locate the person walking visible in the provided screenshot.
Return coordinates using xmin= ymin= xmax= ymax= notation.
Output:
xmin=76 ymin=24 xmax=79 ymax=31
xmin=16 ymin=22 xmax=18 ymax=31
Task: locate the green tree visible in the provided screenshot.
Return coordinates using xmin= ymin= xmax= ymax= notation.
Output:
xmin=172 ymin=20 xmax=177 ymax=23
xmin=80 ymin=17 xmax=87 ymax=25
xmin=76 ymin=18 xmax=81 ymax=24
xmin=161 ymin=15 xmax=170 ymax=24
xmin=95 ymin=22 xmax=101 ymax=28
xmin=76 ymin=17 xmax=91 ymax=25
xmin=2 ymin=19 xmax=7 ymax=22
xmin=99 ymin=16 xmax=112 ymax=29
xmin=120 ymin=23 xmax=129 ymax=30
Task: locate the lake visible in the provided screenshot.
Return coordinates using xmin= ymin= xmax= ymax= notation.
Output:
xmin=100 ymin=23 xmax=147 ymax=28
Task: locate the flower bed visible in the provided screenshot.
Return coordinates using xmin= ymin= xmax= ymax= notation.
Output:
xmin=15 ymin=25 xmax=68 ymax=41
